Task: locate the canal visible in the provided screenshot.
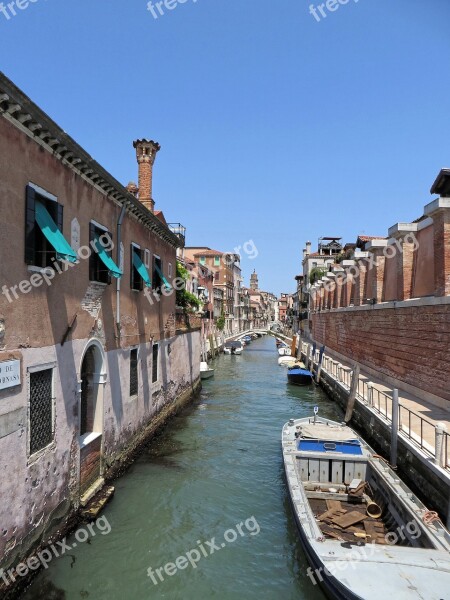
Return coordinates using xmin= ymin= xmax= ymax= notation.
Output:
xmin=23 ymin=335 xmax=344 ymax=600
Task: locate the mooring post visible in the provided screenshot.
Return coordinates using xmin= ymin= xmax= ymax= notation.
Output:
xmin=391 ymin=388 xmax=399 ymax=469
xmin=435 ymin=422 xmax=447 ymax=468
xmin=316 ymin=346 xmax=325 ymax=384
xmin=344 ymin=363 xmax=360 ymax=423
xmin=296 ymin=333 xmax=303 ymax=360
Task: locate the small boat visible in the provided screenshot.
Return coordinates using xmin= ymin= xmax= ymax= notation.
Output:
xmin=278 ymin=346 xmax=292 ymax=357
xmin=242 ymin=335 xmax=252 ymax=344
xmin=275 ymin=339 xmax=284 ymax=348
xmin=287 ymin=365 xmax=313 ymax=386
xmin=200 ymin=361 xmax=214 ymax=380
xmin=278 ymin=356 xmax=298 ymax=367
xmin=282 ymin=414 xmax=450 ymax=600
xmin=224 ymin=341 xmax=243 ymax=355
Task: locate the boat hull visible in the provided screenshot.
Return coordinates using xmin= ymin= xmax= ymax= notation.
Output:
xmin=200 ymin=369 xmax=214 ymax=380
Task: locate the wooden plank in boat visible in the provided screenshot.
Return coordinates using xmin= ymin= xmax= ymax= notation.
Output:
xmin=364 ymin=520 xmax=387 ymax=544
xmin=326 ymin=499 xmax=344 ymax=512
xmin=331 ymin=511 xmax=368 ymax=529
xmin=299 ymin=459 xmax=308 ymax=481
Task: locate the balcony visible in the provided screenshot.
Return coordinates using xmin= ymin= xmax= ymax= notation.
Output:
xmin=168 ymin=223 xmax=186 ymax=247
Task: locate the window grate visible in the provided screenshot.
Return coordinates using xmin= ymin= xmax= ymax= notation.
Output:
xmin=152 ymin=344 xmax=159 ymax=383
xmin=30 ymin=369 xmax=53 ymax=455
xmin=130 ymin=349 xmax=138 ymax=396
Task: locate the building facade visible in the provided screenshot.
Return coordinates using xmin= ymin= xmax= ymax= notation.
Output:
xmin=0 ymin=73 xmax=199 ymax=581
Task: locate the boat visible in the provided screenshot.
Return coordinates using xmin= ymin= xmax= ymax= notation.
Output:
xmin=224 ymin=341 xmax=243 ymax=355
xmin=200 ymin=361 xmax=214 ymax=380
xmin=278 ymin=346 xmax=292 ymax=357
xmin=278 ymin=356 xmax=298 ymax=367
xmin=242 ymin=335 xmax=253 ymax=344
xmin=275 ymin=339 xmax=285 ymax=348
xmin=282 ymin=414 xmax=450 ymax=600
xmin=287 ymin=365 xmax=313 ymax=385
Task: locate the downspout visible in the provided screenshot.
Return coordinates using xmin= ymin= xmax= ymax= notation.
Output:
xmin=116 ymin=202 xmax=127 ymax=340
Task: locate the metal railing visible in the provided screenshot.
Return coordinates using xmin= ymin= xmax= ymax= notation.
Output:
xmin=298 ymin=340 xmax=449 ymax=471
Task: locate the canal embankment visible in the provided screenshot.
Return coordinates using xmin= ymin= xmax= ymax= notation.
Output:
xmin=283 ymin=335 xmax=450 ymax=527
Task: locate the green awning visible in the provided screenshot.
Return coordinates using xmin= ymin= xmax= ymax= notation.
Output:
xmin=95 ymin=234 xmax=122 ymax=279
xmin=35 ymin=201 xmax=78 ymax=263
xmin=133 ymin=250 xmax=151 ymax=288
xmin=155 ymin=263 xmax=172 ymax=291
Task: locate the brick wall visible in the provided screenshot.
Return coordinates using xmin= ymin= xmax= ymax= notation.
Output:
xmin=311 ymin=303 xmax=450 ymax=402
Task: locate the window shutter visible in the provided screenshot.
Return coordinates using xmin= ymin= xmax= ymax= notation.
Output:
xmin=107 ymin=231 xmax=112 ymax=286
xmin=130 ymin=244 xmax=135 ymax=290
xmin=89 ymin=222 xmax=96 ymax=281
xmin=56 ymin=203 xmax=63 ymax=234
xmin=138 ymin=248 xmax=143 ymax=291
xmin=25 ymin=185 xmax=36 ymax=265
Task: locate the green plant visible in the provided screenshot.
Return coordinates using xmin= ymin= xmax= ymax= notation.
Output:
xmin=176 ymin=261 xmax=202 ymax=313
xmin=309 ymin=266 xmax=327 ymax=285
xmin=216 ymin=311 xmax=226 ymax=331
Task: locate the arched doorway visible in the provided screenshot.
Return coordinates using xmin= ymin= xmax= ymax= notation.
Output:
xmin=78 ymin=340 xmax=106 ymax=498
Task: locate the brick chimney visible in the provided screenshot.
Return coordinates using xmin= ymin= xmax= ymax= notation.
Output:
xmin=133 ymin=139 xmax=161 ymax=213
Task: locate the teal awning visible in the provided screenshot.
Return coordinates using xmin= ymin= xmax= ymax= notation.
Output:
xmin=155 ymin=263 xmax=172 ymax=291
xmin=95 ymin=234 xmax=122 ymax=278
xmin=133 ymin=250 xmax=151 ymax=288
xmin=35 ymin=201 xmax=78 ymax=263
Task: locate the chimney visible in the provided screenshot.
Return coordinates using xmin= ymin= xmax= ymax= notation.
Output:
xmin=126 ymin=181 xmax=139 ymax=197
xmin=306 ymin=241 xmax=312 ymax=256
xmin=302 ymin=248 xmax=306 ymax=259
xmin=133 ymin=139 xmax=161 ymax=213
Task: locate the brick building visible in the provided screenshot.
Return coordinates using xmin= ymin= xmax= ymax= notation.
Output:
xmin=309 ymin=174 xmax=450 ymax=406
xmin=0 ymin=72 xmax=199 ymax=579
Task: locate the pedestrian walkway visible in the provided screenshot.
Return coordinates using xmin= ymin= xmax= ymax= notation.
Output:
xmin=298 ymin=339 xmax=450 ymax=470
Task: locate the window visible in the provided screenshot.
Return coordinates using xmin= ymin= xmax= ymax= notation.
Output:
xmin=152 ymin=344 xmax=159 ymax=383
xmin=214 ymin=256 xmax=220 ymax=266
xmin=25 ymin=185 xmax=61 ymax=268
xmin=130 ymin=244 xmax=144 ymax=291
xmin=130 ymin=349 xmax=138 ymax=396
xmin=153 ymin=255 xmax=163 ymax=293
xmin=214 ymin=272 xmax=219 ymax=282
xmin=199 ymin=256 xmax=206 ymax=265
xmin=89 ymin=222 xmax=113 ymax=284
xmin=29 ymin=368 xmax=54 ymax=455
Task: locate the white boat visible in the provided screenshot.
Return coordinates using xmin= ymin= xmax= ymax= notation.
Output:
xmin=278 ymin=356 xmax=298 ymax=367
xmin=282 ymin=414 xmax=450 ymax=600
xmin=224 ymin=341 xmax=243 ymax=355
xmin=278 ymin=346 xmax=292 ymax=357
xmin=200 ymin=361 xmax=214 ymax=380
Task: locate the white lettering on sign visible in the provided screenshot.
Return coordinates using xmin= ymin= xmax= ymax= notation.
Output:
xmin=0 ymin=360 xmax=21 ymax=390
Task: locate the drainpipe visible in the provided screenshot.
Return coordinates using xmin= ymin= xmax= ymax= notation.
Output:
xmin=116 ymin=202 xmax=127 ymax=340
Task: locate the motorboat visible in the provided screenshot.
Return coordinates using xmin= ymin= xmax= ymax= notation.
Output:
xmin=224 ymin=341 xmax=243 ymax=355
xmin=287 ymin=365 xmax=313 ymax=386
xmin=278 ymin=346 xmax=292 ymax=357
xmin=200 ymin=361 xmax=215 ymax=380
xmin=282 ymin=414 xmax=450 ymax=600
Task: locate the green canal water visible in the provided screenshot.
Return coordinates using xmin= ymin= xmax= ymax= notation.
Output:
xmin=23 ymin=336 xmax=344 ymax=600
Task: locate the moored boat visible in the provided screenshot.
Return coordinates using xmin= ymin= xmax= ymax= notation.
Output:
xmin=282 ymin=415 xmax=450 ymax=600
xmin=278 ymin=356 xmax=298 ymax=367
xmin=278 ymin=346 xmax=292 ymax=357
xmin=287 ymin=365 xmax=313 ymax=385
xmin=224 ymin=341 xmax=243 ymax=355
xmin=200 ymin=361 xmax=215 ymax=380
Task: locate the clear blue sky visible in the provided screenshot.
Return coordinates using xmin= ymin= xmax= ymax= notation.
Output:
xmin=1 ymin=0 xmax=450 ymax=295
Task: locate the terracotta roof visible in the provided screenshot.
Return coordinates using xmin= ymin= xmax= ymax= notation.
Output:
xmin=357 ymin=235 xmax=385 ymax=242
xmin=193 ymin=249 xmax=223 ymax=257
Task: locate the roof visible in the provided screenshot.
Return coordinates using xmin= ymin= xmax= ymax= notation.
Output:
xmin=357 ymin=235 xmax=385 ymax=242
xmin=0 ymin=72 xmax=181 ymax=248
xmin=430 ymin=168 xmax=450 ymax=196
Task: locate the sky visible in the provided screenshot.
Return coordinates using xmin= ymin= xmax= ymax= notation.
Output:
xmin=1 ymin=0 xmax=450 ymax=296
